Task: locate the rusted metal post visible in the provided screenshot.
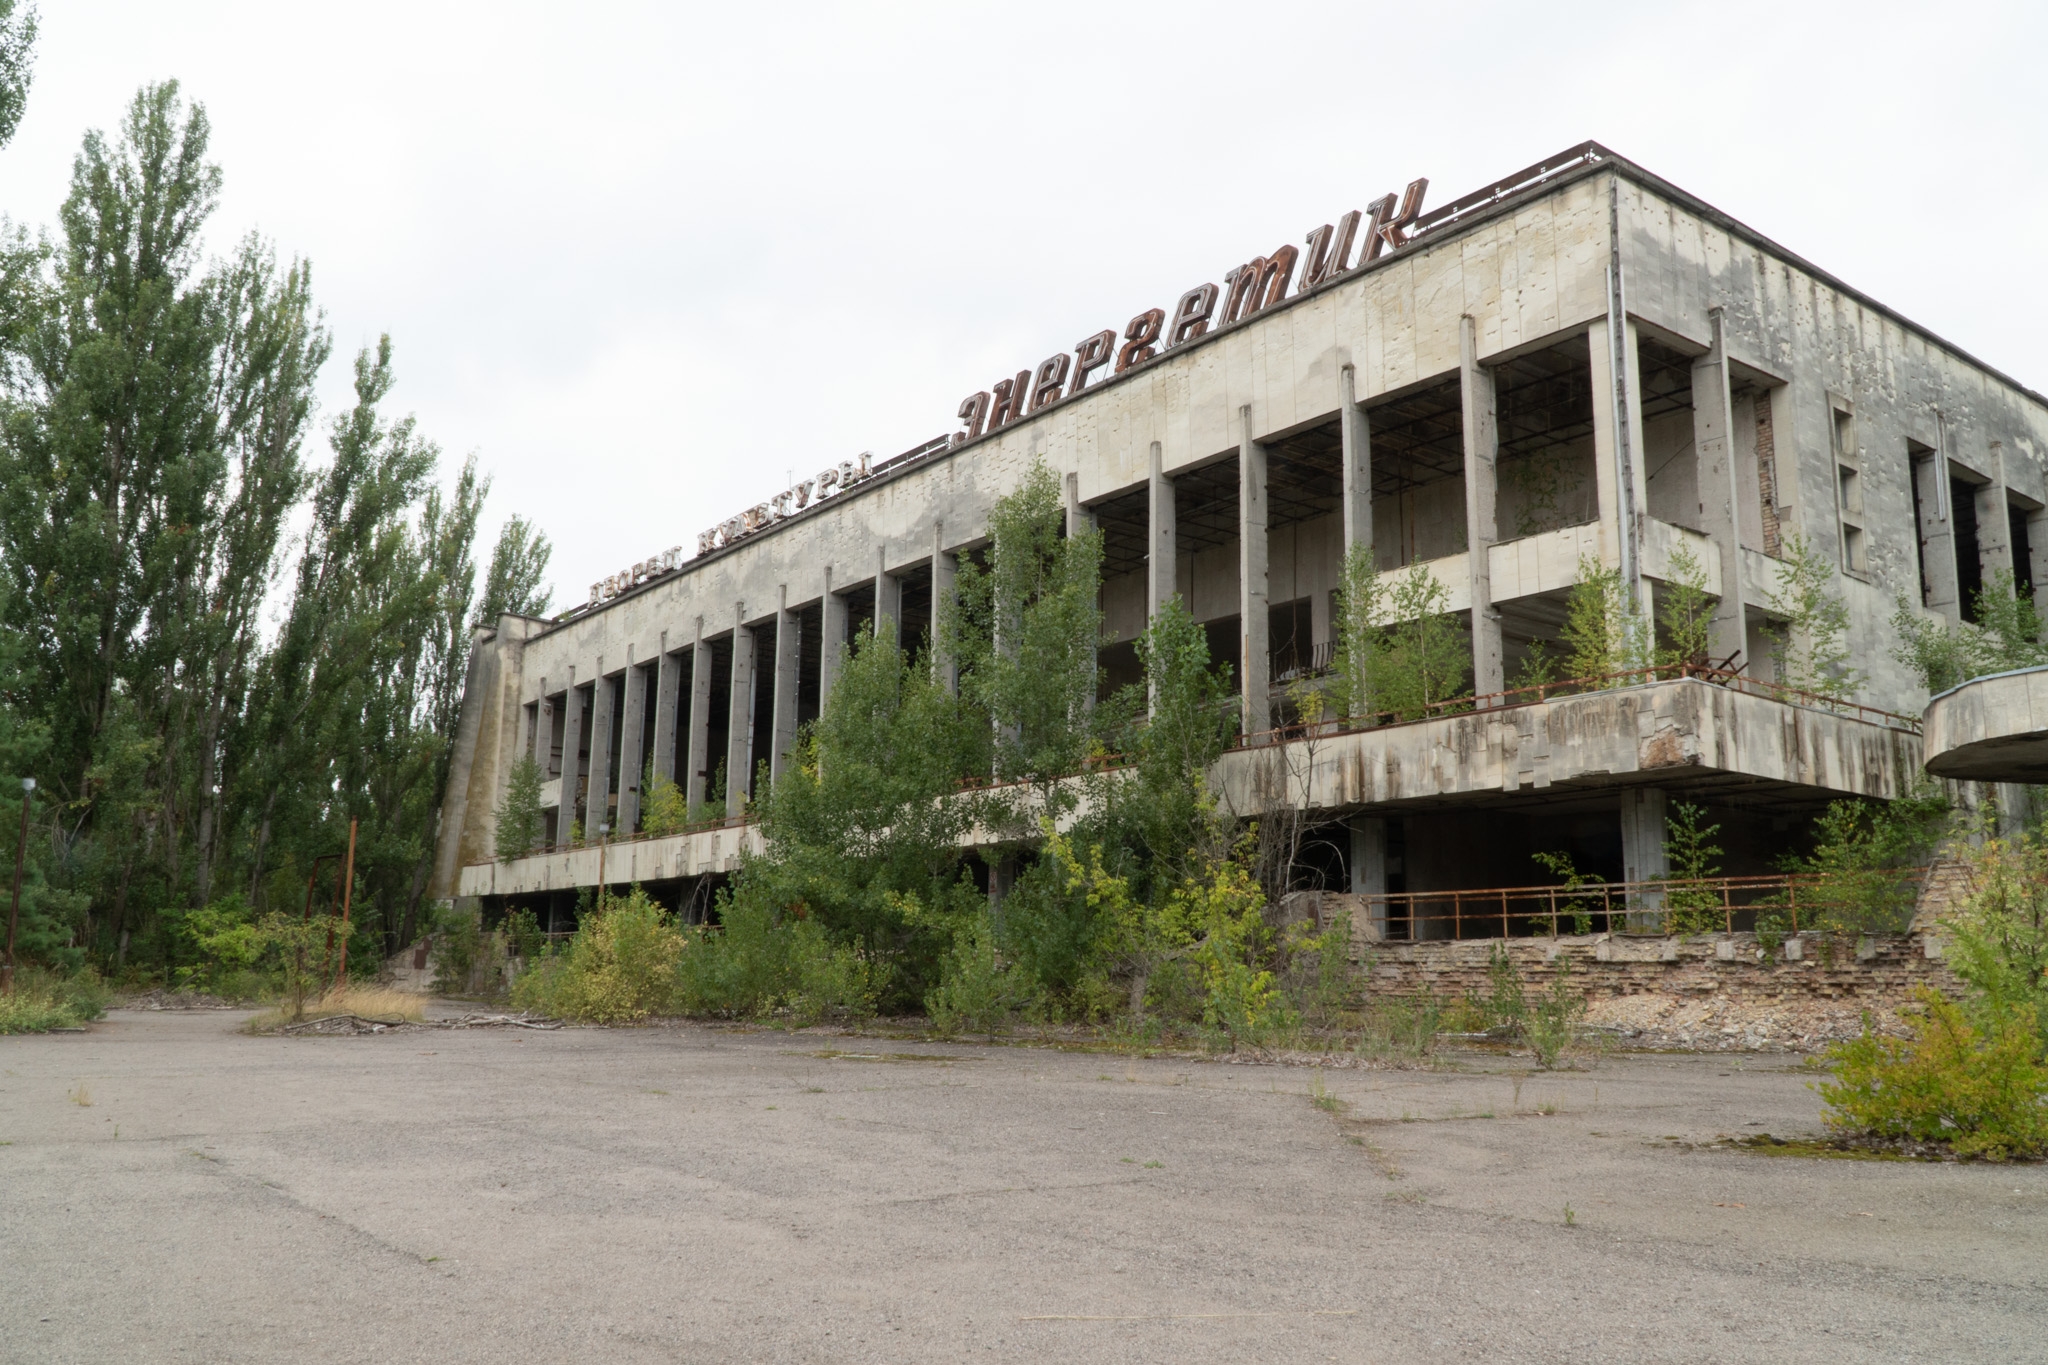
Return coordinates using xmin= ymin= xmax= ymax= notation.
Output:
xmin=1501 ymin=890 xmax=1509 ymax=939
xmin=596 ymin=822 xmax=609 ymax=909
xmin=333 ymin=819 xmax=358 ymax=991
xmin=1549 ymin=886 xmax=1558 ymax=938
xmin=3 ymin=778 xmax=30 ymax=995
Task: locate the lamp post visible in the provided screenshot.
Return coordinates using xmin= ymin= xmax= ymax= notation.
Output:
xmin=4 ymin=777 xmax=33 ymax=995
xmin=595 ymin=822 xmax=609 ymax=910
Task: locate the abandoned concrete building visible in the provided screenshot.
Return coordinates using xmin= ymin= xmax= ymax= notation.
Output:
xmin=428 ymin=141 xmax=2048 ymax=935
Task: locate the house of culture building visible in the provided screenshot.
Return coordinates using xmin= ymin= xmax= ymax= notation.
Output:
xmin=429 ymin=142 xmax=2048 ymax=931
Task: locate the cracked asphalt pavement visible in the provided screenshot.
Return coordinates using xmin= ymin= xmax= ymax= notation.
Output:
xmin=3 ymin=1009 xmax=2044 ymax=1362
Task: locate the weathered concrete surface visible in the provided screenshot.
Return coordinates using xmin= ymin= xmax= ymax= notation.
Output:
xmin=458 ymin=820 xmax=762 ymax=900
xmin=4 ymin=1011 xmax=2044 ymax=1364
xmin=1212 ymin=678 xmax=1920 ymax=815
xmin=1923 ymin=665 xmax=2048 ymax=783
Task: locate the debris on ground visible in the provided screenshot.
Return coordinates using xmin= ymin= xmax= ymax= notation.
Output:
xmin=119 ymin=988 xmax=253 ymax=1011
xmin=1584 ymin=993 xmax=1902 ymax=1053
xmin=436 ymin=1012 xmax=560 ymax=1030
xmin=274 ymin=1013 xmax=416 ymax=1035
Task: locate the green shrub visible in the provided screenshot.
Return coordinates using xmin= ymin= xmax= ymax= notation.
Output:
xmin=673 ymin=895 xmax=884 ymax=1025
xmin=0 ymin=969 xmax=110 ymax=1033
xmin=495 ymin=753 xmax=545 ymax=860
xmin=1662 ymin=801 xmax=1726 ymax=935
xmin=1279 ymin=912 xmax=1355 ymax=1030
xmin=1819 ymin=990 xmax=2048 ymax=1159
xmin=925 ymin=915 xmax=1011 ymax=1037
xmin=511 ymin=889 xmax=683 ymax=1023
xmin=504 ymin=907 xmax=546 ymax=962
xmin=1523 ymin=959 xmax=1588 ymax=1070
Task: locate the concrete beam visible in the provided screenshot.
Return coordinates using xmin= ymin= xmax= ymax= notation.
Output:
xmin=1239 ymin=408 xmax=1270 ymax=736
xmin=617 ymin=653 xmax=647 ymax=834
xmin=1460 ymin=316 xmax=1504 ymax=698
xmin=772 ymin=586 xmax=799 ymax=783
xmin=1692 ymin=309 xmax=1747 ymax=663
xmin=555 ymin=676 xmax=583 ymax=850
xmin=728 ymin=607 xmax=754 ymax=816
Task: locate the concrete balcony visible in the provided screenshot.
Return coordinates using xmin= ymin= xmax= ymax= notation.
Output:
xmin=1923 ymin=665 xmax=2048 ymax=783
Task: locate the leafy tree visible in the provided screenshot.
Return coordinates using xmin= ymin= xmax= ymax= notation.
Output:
xmin=1560 ymin=556 xmax=1648 ymax=684
xmin=0 ymin=0 xmax=37 ymax=150
xmin=1361 ymin=563 xmax=1470 ymax=721
xmin=476 ymin=513 xmax=554 ymax=625
xmin=495 ymin=753 xmax=545 ymax=861
xmin=1763 ymin=531 xmax=1859 ymax=701
xmin=1891 ymin=570 xmax=2047 ymax=695
xmin=1657 ymin=543 xmax=1716 ymax=669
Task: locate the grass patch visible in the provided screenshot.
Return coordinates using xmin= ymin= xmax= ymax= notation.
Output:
xmin=0 ymin=971 xmax=110 ymax=1034
xmin=246 ymin=983 xmax=426 ymax=1032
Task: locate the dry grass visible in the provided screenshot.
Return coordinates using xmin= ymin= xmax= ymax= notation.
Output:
xmin=248 ymin=982 xmax=427 ymax=1032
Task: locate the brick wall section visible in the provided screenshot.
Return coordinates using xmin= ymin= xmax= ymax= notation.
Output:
xmin=1356 ymin=932 xmax=1963 ymax=1006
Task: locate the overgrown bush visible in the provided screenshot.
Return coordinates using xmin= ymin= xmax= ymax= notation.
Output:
xmin=0 ymin=969 xmax=110 ymax=1033
xmin=1330 ymin=550 xmax=1471 ymax=721
xmin=1891 ymin=570 xmax=2048 ymax=695
xmin=673 ymin=896 xmax=884 ymax=1025
xmin=1479 ymin=944 xmax=1586 ymax=1069
xmin=431 ymin=903 xmax=507 ymax=1000
xmin=1763 ymin=532 xmax=1859 ymax=701
xmin=1662 ymin=801 xmax=1726 ymax=935
xmin=512 ymin=888 xmax=684 ymax=1023
xmin=923 ymin=915 xmax=1011 ymax=1037
xmin=1355 ymin=993 xmax=1444 ymax=1062
xmin=1819 ymin=990 xmax=2048 ymax=1159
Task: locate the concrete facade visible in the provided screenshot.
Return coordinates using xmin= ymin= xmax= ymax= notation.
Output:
xmin=431 ymin=143 xmax=2048 ymax=919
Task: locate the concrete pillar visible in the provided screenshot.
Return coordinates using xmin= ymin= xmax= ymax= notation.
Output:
xmin=1064 ymin=470 xmax=1094 ymax=536
xmin=1460 ymin=317 xmax=1503 ymax=699
xmin=1589 ymin=317 xmax=1651 ymax=614
xmin=1620 ymin=786 xmax=1668 ymax=919
xmin=617 ymin=653 xmax=647 ymax=833
xmin=1981 ymin=443 xmax=2015 ymax=583
xmin=1349 ymin=815 xmax=1387 ymax=941
xmin=874 ymin=547 xmax=899 ymax=646
xmin=685 ymin=619 xmax=713 ymax=813
xmin=1239 ymin=407 xmax=1270 ymax=736
xmin=650 ymin=632 xmax=679 ymax=787
xmin=556 ymin=675 xmax=584 ymax=849
xmin=931 ymin=523 xmax=957 ymax=693
xmin=727 ymin=606 xmax=754 ymax=816
xmin=533 ymin=687 xmax=552 ymax=767
xmin=820 ymin=569 xmax=846 ymax=701
xmin=1147 ymin=440 xmax=1176 ymax=619
xmin=1340 ymin=365 xmax=1372 ymax=563
xmin=585 ymin=661 xmax=615 ymax=836
xmin=1692 ymin=309 xmax=1747 ymax=665
xmin=771 ymin=586 xmax=800 ymax=783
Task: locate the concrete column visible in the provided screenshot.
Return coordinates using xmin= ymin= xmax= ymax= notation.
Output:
xmin=1460 ymin=317 xmax=1504 ymax=699
xmin=1349 ymin=815 xmax=1388 ymax=941
xmin=1691 ymin=311 xmax=1747 ymax=664
xmin=556 ymin=675 xmax=584 ymax=849
xmin=1981 ymin=443 xmax=2015 ymax=583
xmin=1239 ymin=407 xmax=1270 ymax=736
xmin=873 ymin=547 xmax=900 ymax=647
xmin=1064 ymin=470 xmax=1094 ymax=537
xmin=650 ymin=631 xmax=679 ymax=787
xmin=533 ymin=687 xmax=552 ymax=767
xmin=820 ymin=569 xmax=846 ymax=701
xmin=617 ymin=654 xmax=647 ymax=833
xmin=1620 ymin=786 xmax=1668 ymax=920
xmin=1147 ymin=440 xmax=1176 ymax=619
xmin=727 ymin=606 xmax=755 ymax=816
xmin=931 ymin=523 xmax=957 ymax=693
xmin=771 ymin=586 xmax=800 ymax=784
xmin=1340 ymin=365 xmax=1372 ymax=563
xmin=585 ymin=661 xmax=616 ymax=835
xmin=1590 ymin=317 xmax=1651 ymax=614
xmin=685 ymin=619 xmax=713 ymax=813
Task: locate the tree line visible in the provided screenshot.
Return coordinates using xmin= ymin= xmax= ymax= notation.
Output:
xmin=0 ymin=56 xmax=554 ymax=981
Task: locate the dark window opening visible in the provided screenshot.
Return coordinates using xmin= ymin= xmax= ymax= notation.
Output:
xmin=1953 ymin=478 xmax=1983 ymax=622
xmin=2010 ymin=504 xmax=2034 ymax=600
xmin=1269 ymin=597 xmax=1313 ymax=679
xmin=749 ymin=621 xmax=776 ymax=799
xmin=1909 ymin=455 xmax=1932 ymax=606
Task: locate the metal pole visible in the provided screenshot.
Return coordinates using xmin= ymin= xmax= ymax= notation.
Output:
xmin=596 ymin=823 xmax=609 ymax=910
xmin=3 ymin=779 xmax=30 ymax=995
xmin=333 ymin=818 xmax=358 ymax=991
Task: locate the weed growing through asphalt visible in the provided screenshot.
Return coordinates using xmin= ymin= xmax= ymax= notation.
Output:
xmin=68 ymin=1082 xmax=91 ymax=1107
xmin=1563 ymin=1204 xmax=1577 ymax=1227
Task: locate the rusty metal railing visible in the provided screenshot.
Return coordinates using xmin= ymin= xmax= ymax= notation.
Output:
xmin=1358 ymin=869 xmax=1929 ymax=941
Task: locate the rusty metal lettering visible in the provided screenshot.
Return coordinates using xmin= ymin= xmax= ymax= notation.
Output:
xmin=1167 ymin=283 xmax=1218 ymax=347
xmin=1326 ymin=208 xmax=1362 ymax=277
xmin=1222 ymin=247 xmax=1295 ymax=324
xmin=1364 ymin=179 xmax=1429 ymax=261
xmin=1299 ymin=224 xmax=1334 ymax=288
xmin=1070 ymin=329 xmax=1116 ymax=396
xmin=955 ymin=390 xmax=990 ymax=445
xmin=792 ymin=478 xmax=815 ymax=509
xmin=1115 ymin=309 xmax=1164 ymax=372
xmin=987 ymin=375 xmax=1022 ymax=428
xmin=1030 ymin=353 xmax=1070 ymax=410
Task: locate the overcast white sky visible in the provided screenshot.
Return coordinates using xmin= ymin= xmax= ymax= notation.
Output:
xmin=4 ymin=2 xmax=2042 ymax=610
